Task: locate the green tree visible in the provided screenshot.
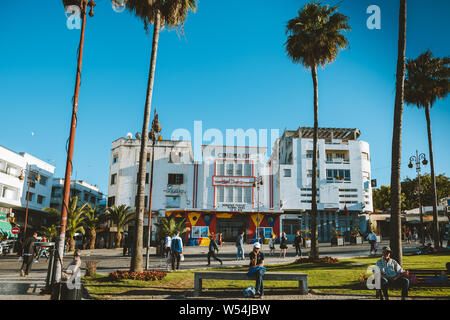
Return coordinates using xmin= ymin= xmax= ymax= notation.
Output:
xmin=155 ymin=218 xmax=189 ymax=240
xmin=389 ymin=0 xmax=407 ymax=265
xmin=83 ymin=204 xmax=104 ymax=249
xmin=124 ymin=0 xmax=197 ymax=273
xmin=372 ymin=185 xmax=406 ymax=212
xmin=285 ymin=1 xmax=350 ymax=259
xmin=44 ymin=196 xmax=87 ymax=252
xmin=402 ymin=174 xmax=450 ymax=210
xmin=41 ymin=225 xmax=59 ymax=242
xmin=104 ymin=205 xmax=135 ymax=249
xmin=404 ymin=50 xmax=450 ymax=248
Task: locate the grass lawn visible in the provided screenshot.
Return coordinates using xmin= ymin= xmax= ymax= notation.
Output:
xmin=83 ymin=251 xmax=450 ymax=299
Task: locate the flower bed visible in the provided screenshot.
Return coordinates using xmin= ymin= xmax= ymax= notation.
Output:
xmin=297 ymin=256 xmax=339 ymax=264
xmin=108 ymin=269 xmax=167 ymax=281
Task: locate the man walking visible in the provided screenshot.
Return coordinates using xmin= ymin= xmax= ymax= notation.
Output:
xmin=376 ymin=246 xmax=409 ymax=300
xmin=170 ymin=231 xmax=183 ymax=271
xmin=235 ymin=231 xmax=245 ymax=261
xmin=20 ymin=232 xmax=38 ymax=277
xmin=207 ymin=234 xmax=222 ymax=266
xmin=293 ymin=230 xmax=303 ymax=258
xmin=366 ymin=230 xmax=378 ymax=255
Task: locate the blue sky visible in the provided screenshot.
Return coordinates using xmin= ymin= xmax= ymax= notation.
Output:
xmin=1 ymin=0 xmax=449 ymax=195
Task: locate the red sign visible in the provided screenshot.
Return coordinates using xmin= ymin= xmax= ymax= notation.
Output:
xmin=11 ymin=227 xmax=20 ymax=235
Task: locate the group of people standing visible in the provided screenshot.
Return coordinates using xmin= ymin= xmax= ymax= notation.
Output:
xmin=163 ymin=231 xmax=184 ymax=271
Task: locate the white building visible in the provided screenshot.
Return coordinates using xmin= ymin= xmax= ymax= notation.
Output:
xmin=50 ymin=178 xmax=104 ymax=209
xmin=270 ymin=127 xmax=373 ymax=242
xmin=0 ymin=145 xmax=55 ymax=233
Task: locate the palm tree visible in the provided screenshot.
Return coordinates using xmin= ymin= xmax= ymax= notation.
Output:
xmin=44 ymin=196 xmax=88 ymax=252
xmin=285 ymin=2 xmax=350 ymax=259
xmin=104 ymin=205 xmax=135 ymax=249
xmin=404 ymin=50 xmax=449 ymax=248
xmin=389 ymin=0 xmax=407 ymax=265
xmin=83 ymin=204 xmax=103 ymax=249
xmin=124 ymin=0 xmax=197 ymax=272
xmin=41 ymin=225 xmax=59 ymax=243
xmin=155 ymin=217 xmax=189 ymax=239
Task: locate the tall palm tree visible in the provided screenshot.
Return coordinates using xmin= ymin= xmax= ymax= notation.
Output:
xmin=404 ymin=50 xmax=450 ymax=248
xmin=44 ymin=196 xmax=88 ymax=252
xmin=285 ymin=2 xmax=350 ymax=259
xmin=155 ymin=217 xmax=189 ymax=239
xmin=83 ymin=204 xmax=103 ymax=249
xmin=389 ymin=0 xmax=407 ymax=265
xmin=104 ymin=205 xmax=135 ymax=249
xmin=124 ymin=0 xmax=197 ymax=272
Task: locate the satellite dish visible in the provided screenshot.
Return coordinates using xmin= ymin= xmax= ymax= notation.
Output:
xmin=127 ymin=132 xmax=133 ymax=139
xmin=135 ymin=132 xmax=141 ymax=140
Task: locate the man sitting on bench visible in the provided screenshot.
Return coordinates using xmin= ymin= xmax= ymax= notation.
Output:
xmin=376 ymin=246 xmax=409 ymax=300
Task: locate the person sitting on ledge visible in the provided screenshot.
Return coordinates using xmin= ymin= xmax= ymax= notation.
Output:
xmin=376 ymin=246 xmax=409 ymax=300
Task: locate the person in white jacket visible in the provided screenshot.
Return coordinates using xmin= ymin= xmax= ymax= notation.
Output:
xmin=170 ymin=232 xmax=183 ymax=271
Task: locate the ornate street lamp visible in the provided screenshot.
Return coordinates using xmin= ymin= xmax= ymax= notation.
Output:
xmin=253 ymin=176 xmax=263 ymax=243
xmin=146 ymin=110 xmax=161 ymax=270
xmin=408 ymin=150 xmax=428 ymax=246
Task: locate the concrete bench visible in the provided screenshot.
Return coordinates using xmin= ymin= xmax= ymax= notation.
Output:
xmin=194 ymin=271 xmax=308 ymax=297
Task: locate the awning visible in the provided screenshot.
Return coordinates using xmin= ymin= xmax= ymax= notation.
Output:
xmin=0 ymin=220 xmax=17 ymax=239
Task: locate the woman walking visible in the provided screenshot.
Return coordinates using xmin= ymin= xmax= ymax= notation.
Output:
xmin=280 ymin=232 xmax=288 ymax=258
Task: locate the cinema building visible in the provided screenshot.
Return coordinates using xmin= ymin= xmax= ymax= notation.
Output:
xmin=107 ymin=137 xmax=281 ymax=246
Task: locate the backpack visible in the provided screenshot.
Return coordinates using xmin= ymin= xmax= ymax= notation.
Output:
xmin=171 ymin=237 xmax=181 ymax=252
xmin=243 ymin=286 xmax=256 ymax=297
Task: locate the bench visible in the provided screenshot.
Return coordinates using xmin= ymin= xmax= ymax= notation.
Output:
xmin=409 ymin=269 xmax=449 ymax=287
xmin=193 ymin=271 xmax=308 ymax=297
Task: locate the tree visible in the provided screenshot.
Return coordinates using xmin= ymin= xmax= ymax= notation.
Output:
xmin=124 ymin=0 xmax=197 ymax=273
xmin=372 ymin=185 xmax=407 ymax=212
xmin=389 ymin=0 xmax=407 ymax=265
xmin=404 ymin=50 xmax=450 ymax=248
xmin=285 ymin=1 xmax=350 ymax=259
xmin=155 ymin=217 xmax=189 ymax=240
xmin=402 ymin=174 xmax=450 ymax=210
xmin=41 ymin=225 xmax=59 ymax=242
xmin=44 ymin=196 xmax=87 ymax=252
xmin=104 ymin=205 xmax=135 ymax=249
xmin=83 ymin=204 xmax=103 ymax=249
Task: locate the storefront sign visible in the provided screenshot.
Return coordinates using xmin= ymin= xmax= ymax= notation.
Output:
xmin=218 ymin=203 xmax=249 ymax=212
xmin=213 ymin=176 xmax=255 ymax=187
xmin=164 ymin=185 xmax=185 ymax=194
xmin=216 ymin=153 xmax=250 ymax=159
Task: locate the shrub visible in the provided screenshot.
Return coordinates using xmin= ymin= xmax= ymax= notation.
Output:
xmin=108 ymin=269 xmax=167 ymax=281
xmin=296 ymin=256 xmax=339 ymax=264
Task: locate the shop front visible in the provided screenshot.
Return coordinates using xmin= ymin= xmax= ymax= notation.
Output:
xmin=165 ymin=210 xmax=281 ymax=246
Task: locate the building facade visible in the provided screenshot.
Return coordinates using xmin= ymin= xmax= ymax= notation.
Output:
xmin=50 ymin=178 xmax=104 ymax=209
xmin=270 ymin=127 xmax=373 ymax=242
xmin=0 ymin=145 xmax=55 ymax=234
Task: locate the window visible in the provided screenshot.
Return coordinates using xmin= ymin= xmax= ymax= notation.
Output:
xmin=39 ymin=175 xmax=48 ymax=186
xmin=146 ymin=153 xmax=151 ymax=162
xmin=306 ymin=150 xmax=318 ymax=158
xmin=362 ymin=152 xmax=369 ymax=161
xmin=37 ymin=195 xmax=45 ymax=204
xmin=27 ymin=192 xmax=35 ymax=202
xmin=146 ymin=173 xmax=149 ymax=184
xmin=84 ymin=193 xmax=89 ymax=201
xmin=235 ymin=163 xmax=243 ymax=176
xmin=166 ymin=196 xmax=180 ymax=208
xmin=326 ymin=169 xmax=350 ymax=182
xmin=217 ymin=162 xmax=225 ymax=175
xmin=244 ymin=163 xmax=252 ymax=176
xmin=135 ymin=195 xmax=149 ymax=207
xmin=191 ymin=226 xmax=209 ymax=238
xmin=168 ymin=174 xmax=183 ymax=185
xmin=235 ymin=187 xmax=243 ymax=202
xmin=113 ymin=154 xmax=119 ymax=164
xmin=107 ymin=196 xmax=115 ymax=207
xmin=307 ymin=170 xmax=319 ymax=178
xmin=217 ymin=186 xmax=224 ymax=203
xmin=110 ymin=173 xmax=117 ymax=185
xmin=1 ymin=186 xmax=18 ymax=200
xmin=226 ymin=163 xmax=234 ymax=175
xmin=225 ymin=187 xmax=233 ymax=202
xmin=284 ymin=169 xmax=291 ymax=177
xmin=244 ymin=188 xmax=252 ymax=204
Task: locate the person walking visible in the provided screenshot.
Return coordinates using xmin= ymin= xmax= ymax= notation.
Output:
xmin=170 ymin=231 xmax=183 ymax=271
xmin=207 ymin=234 xmax=223 ymax=266
xmin=279 ymin=232 xmax=288 ymax=258
xmin=293 ymin=230 xmax=303 ymax=258
xmin=19 ymin=232 xmax=38 ymax=277
xmin=235 ymin=231 xmax=245 ymax=261
xmin=268 ymin=234 xmax=276 ymax=256
xmin=366 ymin=230 xmax=378 ymax=255
xmin=248 ymin=242 xmax=265 ymax=298
xmin=218 ymin=233 xmax=223 ymax=248
xmin=164 ymin=234 xmax=172 ymax=258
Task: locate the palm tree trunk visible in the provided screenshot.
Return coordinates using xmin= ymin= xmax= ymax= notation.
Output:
xmin=390 ymin=0 xmax=407 ymax=265
xmin=310 ymin=65 xmax=319 ymax=259
xmin=131 ymin=10 xmax=161 ymax=273
xmin=115 ymin=231 xmax=123 ymax=249
xmin=69 ymin=237 xmax=75 ymax=252
xmin=425 ymin=104 xmax=440 ymax=248
xmin=89 ymin=230 xmax=96 ymax=250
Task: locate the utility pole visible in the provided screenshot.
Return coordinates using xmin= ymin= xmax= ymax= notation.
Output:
xmin=56 ymin=0 xmax=95 ymax=285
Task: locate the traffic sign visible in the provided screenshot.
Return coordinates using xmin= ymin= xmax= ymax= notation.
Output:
xmin=11 ymin=227 xmax=20 ymax=235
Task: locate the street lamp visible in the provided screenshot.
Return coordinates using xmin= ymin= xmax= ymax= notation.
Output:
xmin=253 ymin=176 xmax=263 ymax=243
xmin=18 ymin=166 xmax=41 ymax=239
xmin=146 ymin=110 xmax=161 ymax=270
xmin=408 ymin=150 xmax=428 ymax=246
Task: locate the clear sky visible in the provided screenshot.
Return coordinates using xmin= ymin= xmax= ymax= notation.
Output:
xmin=1 ymin=0 xmax=449 ymax=195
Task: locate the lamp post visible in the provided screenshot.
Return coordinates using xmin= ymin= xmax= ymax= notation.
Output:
xmin=253 ymin=176 xmax=263 ymax=243
xmin=145 ymin=110 xmax=161 ymax=270
xmin=408 ymin=150 xmax=428 ymax=246
xmin=56 ymin=0 xmax=96 ymax=285
xmin=18 ymin=166 xmax=41 ymax=239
